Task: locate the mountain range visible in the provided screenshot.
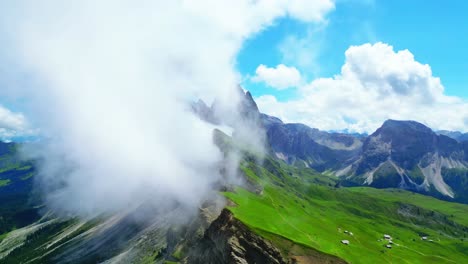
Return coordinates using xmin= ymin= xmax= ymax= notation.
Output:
xmin=337 ymin=120 xmax=468 ymax=203
xmin=194 ymin=89 xmax=468 ymax=204
xmin=437 ymin=130 xmax=468 ymax=142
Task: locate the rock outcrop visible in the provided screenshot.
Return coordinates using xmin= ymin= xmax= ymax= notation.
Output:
xmin=186 ymin=209 xmax=287 ymax=264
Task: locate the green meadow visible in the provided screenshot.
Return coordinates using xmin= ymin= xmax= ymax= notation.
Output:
xmin=224 ymin=158 xmax=468 ymax=263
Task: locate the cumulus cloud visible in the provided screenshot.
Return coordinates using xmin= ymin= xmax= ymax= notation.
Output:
xmin=257 ymin=42 xmax=468 ymax=133
xmin=252 ymin=64 xmax=302 ymax=89
xmin=282 ymin=0 xmax=335 ymax=22
xmin=0 ymin=105 xmax=33 ymax=141
xmin=0 ymin=0 xmax=335 ymax=216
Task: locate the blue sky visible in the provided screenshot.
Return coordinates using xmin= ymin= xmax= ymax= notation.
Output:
xmin=238 ymin=0 xmax=468 ymax=101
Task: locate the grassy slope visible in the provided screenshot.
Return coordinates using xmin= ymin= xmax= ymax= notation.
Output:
xmin=224 ymin=158 xmax=468 ymax=264
xmin=348 ymin=188 xmax=468 ymax=226
xmin=0 ymin=179 xmax=11 ymax=187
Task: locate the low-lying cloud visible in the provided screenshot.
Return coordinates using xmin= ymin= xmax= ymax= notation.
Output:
xmin=0 ymin=0 xmax=334 ymax=216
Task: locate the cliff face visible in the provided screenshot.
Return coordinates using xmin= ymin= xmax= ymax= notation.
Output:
xmin=338 ymin=120 xmax=468 ymax=201
xmin=261 ymin=114 xmax=363 ymax=171
xmin=186 ymin=209 xmax=286 ymax=264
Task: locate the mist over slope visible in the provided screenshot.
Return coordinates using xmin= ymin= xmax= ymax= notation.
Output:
xmin=0 ymin=1 xmax=335 ymax=216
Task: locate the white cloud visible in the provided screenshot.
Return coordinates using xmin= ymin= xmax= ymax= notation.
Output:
xmin=0 ymin=0 xmax=335 ymax=216
xmin=0 ymin=105 xmax=33 ymax=141
xmin=278 ymin=27 xmax=324 ymax=74
xmin=283 ymin=0 xmax=335 ymax=22
xmin=253 ymin=64 xmax=302 ymax=89
xmin=256 ymin=42 xmax=468 ymax=133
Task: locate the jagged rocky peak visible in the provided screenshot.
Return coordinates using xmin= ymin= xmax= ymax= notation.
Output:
xmin=191 ymin=99 xmax=218 ymax=124
xmin=233 ymin=87 xmax=262 ymax=125
xmin=240 ymin=88 xmax=259 ymax=114
xmin=192 ymin=86 xmax=261 ymax=125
